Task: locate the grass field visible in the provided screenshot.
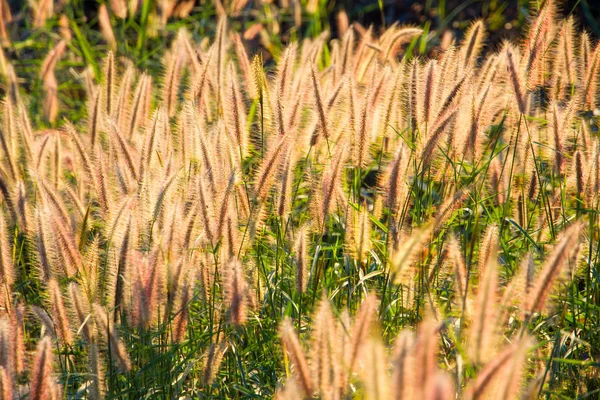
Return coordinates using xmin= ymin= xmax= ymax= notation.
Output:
xmin=0 ymin=0 xmax=599 ymax=398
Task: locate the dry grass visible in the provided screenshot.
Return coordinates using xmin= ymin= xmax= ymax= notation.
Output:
xmin=0 ymin=0 xmax=597 ymax=398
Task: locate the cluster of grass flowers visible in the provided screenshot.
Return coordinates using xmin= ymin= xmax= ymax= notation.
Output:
xmin=0 ymin=0 xmax=598 ymax=398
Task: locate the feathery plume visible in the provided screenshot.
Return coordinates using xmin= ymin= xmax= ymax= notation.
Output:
xmin=391 ymin=330 xmax=415 ymax=399
xmin=461 ymin=20 xmax=486 ymax=69
xmin=294 ymin=226 xmax=310 ymax=293
xmin=103 ymin=52 xmax=116 ymax=118
xmin=523 ymin=3 xmax=551 ymax=89
xmin=29 ymin=337 xmax=55 ymax=400
xmin=128 ymin=74 xmax=151 ymax=140
xmin=93 ymin=305 xmax=131 ymax=372
xmin=277 ymin=147 xmax=296 ymax=219
xmin=35 ymin=208 xmax=53 ymax=280
xmin=582 ymin=43 xmax=600 ymax=110
xmin=47 ymin=279 xmax=72 ymax=346
xmin=464 ymin=336 xmax=532 ymax=400
xmin=505 ymin=48 xmax=526 ymax=114
xmin=254 ymin=134 xmax=291 ymax=202
xmin=382 ymin=27 xmax=423 ymax=62
xmin=40 ymin=40 xmax=66 ymax=123
xmin=361 ymin=337 xmax=389 ymax=400
xmin=69 ymin=283 xmax=92 ymax=342
xmin=527 ymin=223 xmax=582 ymax=313
xmin=348 ymin=293 xmax=377 ymax=372
xmin=202 ymin=341 xmax=227 ymax=386
xmin=469 ymin=235 xmax=499 ymax=365
xmin=163 ymin=51 xmax=182 ymax=118
xmin=311 ymin=297 xmax=339 ymax=398
xmin=310 ymin=66 xmax=329 ymax=143
xmin=0 ymin=366 xmax=12 ymax=400
xmin=98 ymin=5 xmax=116 ymax=51
xmin=172 ymin=282 xmax=191 ymax=343
xmin=0 ymin=215 xmax=13 ymax=297
xmin=314 ymin=142 xmax=346 ymax=230
xmin=225 ymin=259 xmax=247 ymax=326
xmin=225 ymin=63 xmax=248 ymax=157
xmin=280 ymin=318 xmax=312 ymax=397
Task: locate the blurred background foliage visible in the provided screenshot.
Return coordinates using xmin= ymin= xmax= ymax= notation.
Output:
xmin=1 ymin=0 xmax=600 ymax=125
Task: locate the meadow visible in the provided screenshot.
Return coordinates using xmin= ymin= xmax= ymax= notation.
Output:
xmin=0 ymin=0 xmax=598 ymax=398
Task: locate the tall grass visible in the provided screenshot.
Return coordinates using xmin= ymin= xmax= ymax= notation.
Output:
xmin=0 ymin=0 xmax=597 ymax=398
